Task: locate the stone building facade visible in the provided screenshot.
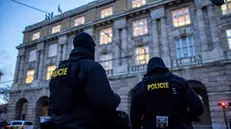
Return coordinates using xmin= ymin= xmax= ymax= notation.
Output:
xmin=8 ymin=0 xmax=231 ymax=128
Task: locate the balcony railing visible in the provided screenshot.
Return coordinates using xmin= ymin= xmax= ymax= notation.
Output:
xmin=172 ymin=55 xmax=202 ymax=67
xmin=129 ymin=64 xmax=147 ymax=73
xmin=105 ymin=69 xmax=113 ymax=77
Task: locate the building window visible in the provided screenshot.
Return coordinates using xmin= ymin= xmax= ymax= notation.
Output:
xmin=175 ymin=37 xmax=195 ymax=58
xmin=41 ymin=105 xmax=48 ymax=116
xmin=25 ymin=70 xmax=34 ymax=84
xmin=226 ymin=29 xmax=231 ymax=49
xmin=74 ymin=16 xmax=85 ymax=27
xmin=28 ymin=50 xmax=36 ymax=62
xmin=48 ymin=44 xmax=58 ymax=57
xmin=135 ymin=46 xmax=149 ymax=65
xmin=101 ymin=7 xmax=113 ymax=18
xmin=133 ymin=18 xmax=148 ymax=37
xmin=221 ymin=0 xmax=231 ymax=15
xmin=52 ymin=25 xmax=61 ymax=34
xmin=100 ymin=28 xmax=113 ymax=45
xmin=132 ymin=0 xmax=146 ymax=8
xmin=32 ymin=32 xmax=40 ymax=40
xmin=172 ymin=7 xmax=191 ymax=27
xmin=46 ymin=65 xmax=56 ymax=80
xmin=100 ymin=54 xmax=112 ymax=70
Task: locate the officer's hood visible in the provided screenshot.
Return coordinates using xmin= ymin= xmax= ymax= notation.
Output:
xmin=69 ymin=32 xmax=95 ymax=61
xmin=147 ymin=57 xmax=169 ymax=74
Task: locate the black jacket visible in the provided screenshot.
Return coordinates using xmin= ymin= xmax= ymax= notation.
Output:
xmin=49 ymin=47 xmax=120 ymax=129
xmin=130 ymin=57 xmax=203 ymax=129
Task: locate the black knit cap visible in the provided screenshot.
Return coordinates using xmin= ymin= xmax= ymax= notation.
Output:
xmin=147 ymin=57 xmax=169 ymax=74
xmin=73 ymin=32 xmax=96 ymax=54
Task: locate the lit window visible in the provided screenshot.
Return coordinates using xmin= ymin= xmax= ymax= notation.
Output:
xmin=133 ymin=18 xmax=148 ymax=37
xmin=132 ymin=0 xmax=146 ymax=8
xmin=46 ymin=65 xmax=56 ymax=80
xmin=175 ymin=37 xmax=195 ymax=59
xmin=100 ymin=54 xmax=112 ymax=70
xmin=100 ymin=28 xmax=113 ymax=45
xmin=135 ymin=46 xmax=149 ymax=65
xmin=28 ymin=50 xmax=36 ymax=62
xmin=32 ymin=32 xmax=40 ymax=40
xmin=221 ymin=0 xmax=231 ymax=15
xmin=74 ymin=16 xmax=85 ymax=26
xmin=48 ymin=44 xmax=58 ymax=57
xmin=52 ymin=25 xmax=61 ymax=34
xmin=41 ymin=104 xmax=48 ymax=116
xmin=25 ymin=70 xmax=34 ymax=84
xmin=101 ymin=7 xmax=113 ymax=18
xmin=226 ymin=29 xmax=231 ymax=49
xmin=172 ymin=7 xmax=191 ymax=27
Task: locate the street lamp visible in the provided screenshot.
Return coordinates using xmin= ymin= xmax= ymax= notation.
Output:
xmin=0 ymin=71 xmax=3 ymax=82
xmin=218 ymin=101 xmax=228 ymax=129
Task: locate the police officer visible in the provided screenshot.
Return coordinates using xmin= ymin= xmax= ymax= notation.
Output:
xmin=130 ymin=57 xmax=204 ymax=129
xmin=48 ymin=32 xmax=121 ymax=129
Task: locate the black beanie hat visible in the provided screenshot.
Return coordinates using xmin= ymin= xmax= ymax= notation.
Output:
xmin=147 ymin=57 xmax=169 ymax=74
xmin=73 ymin=32 xmax=96 ymax=54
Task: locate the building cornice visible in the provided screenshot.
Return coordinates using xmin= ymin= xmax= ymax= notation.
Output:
xmin=24 ymin=0 xmax=116 ymax=33
xmin=18 ymin=0 xmax=172 ymax=49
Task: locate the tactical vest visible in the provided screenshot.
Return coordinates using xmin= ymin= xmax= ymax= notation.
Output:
xmin=49 ymin=60 xmax=82 ymax=114
xmin=143 ymin=73 xmax=187 ymax=122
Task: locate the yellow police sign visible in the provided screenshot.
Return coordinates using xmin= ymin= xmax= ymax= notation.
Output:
xmin=147 ymin=82 xmax=169 ymax=90
xmin=51 ymin=68 xmax=68 ymax=79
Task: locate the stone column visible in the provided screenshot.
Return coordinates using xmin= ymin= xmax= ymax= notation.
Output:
xmin=121 ymin=27 xmax=128 ymax=65
xmin=114 ymin=29 xmax=120 ymax=66
xmin=18 ymin=55 xmax=25 ymax=85
xmin=196 ymin=8 xmax=209 ymax=51
xmin=151 ymin=19 xmax=160 ymax=57
xmin=160 ymin=17 xmax=171 ymax=67
xmin=34 ymin=50 xmax=40 ymax=80
xmin=38 ymin=49 xmax=45 ymax=81
xmin=13 ymin=55 xmax=21 ymax=84
xmin=62 ymin=43 xmax=68 ymax=60
xmin=57 ymin=35 xmax=67 ymax=65
xmin=207 ymin=5 xmax=220 ymax=48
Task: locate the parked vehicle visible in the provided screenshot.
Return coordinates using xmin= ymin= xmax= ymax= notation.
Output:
xmin=5 ymin=120 xmax=33 ymax=129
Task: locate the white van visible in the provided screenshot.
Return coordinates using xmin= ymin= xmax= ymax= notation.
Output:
xmin=5 ymin=120 xmax=33 ymax=129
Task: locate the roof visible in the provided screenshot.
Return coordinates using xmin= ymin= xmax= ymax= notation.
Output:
xmin=24 ymin=0 xmax=115 ymax=33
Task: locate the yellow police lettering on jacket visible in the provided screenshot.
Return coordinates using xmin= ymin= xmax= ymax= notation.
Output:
xmin=51 ymin=68 xmax=68 ymax=79
xmin=147 ymin=82 xmax=169 ymax=90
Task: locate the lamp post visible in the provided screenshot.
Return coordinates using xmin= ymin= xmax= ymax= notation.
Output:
xmin=218 ymin=101 xmax=229 ymax=129
xmin=0 ymin=71 xmax=3 ymax=82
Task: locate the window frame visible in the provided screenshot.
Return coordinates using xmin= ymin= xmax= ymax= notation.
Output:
xmin=132 ymin=0 xmax=146 ymax=8
xmin=221 ymin=0 xmax=231 ymax=15
xmin=100 ymin=6 xmax=113 ymax=19
xmin=99 ymin=27 xmax=113 ymax=45
xmin=32 ymin=32 xmax=40 ymax=40
xmin=171 ymin=7 xmax=191 ymax=27
xmin=51 ymin=25 xmax=61 ymax=34
xmin=226 ymin=29 xmax=231 ymax=49
xmin=175 ymin=36 xmax=195 ymax=59
xmin=135 ymin=46 xmax=149 ymax=65
xmin=48 ymin=44 xmax=58 ymax=57
xmin=74 ymin=16 xmax=85 ymax=27
xmin=46 ymin=65 xmax=56 ymax=80
xmin=25 ymin=69 xmax=35 ymax=84
xmin=28 ymin=50 xmax=36 ymax=62
xmin=100 ymin=53 xmax=112 ymax=70
xmin=132 ymin=18 xmax=148 ymax=37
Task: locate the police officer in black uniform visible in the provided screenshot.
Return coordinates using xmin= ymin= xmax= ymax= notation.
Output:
xmin=48 ymin=32 xmax=121 ymax=129
xmin=130 ymin=57 xmax=204 ymax=129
